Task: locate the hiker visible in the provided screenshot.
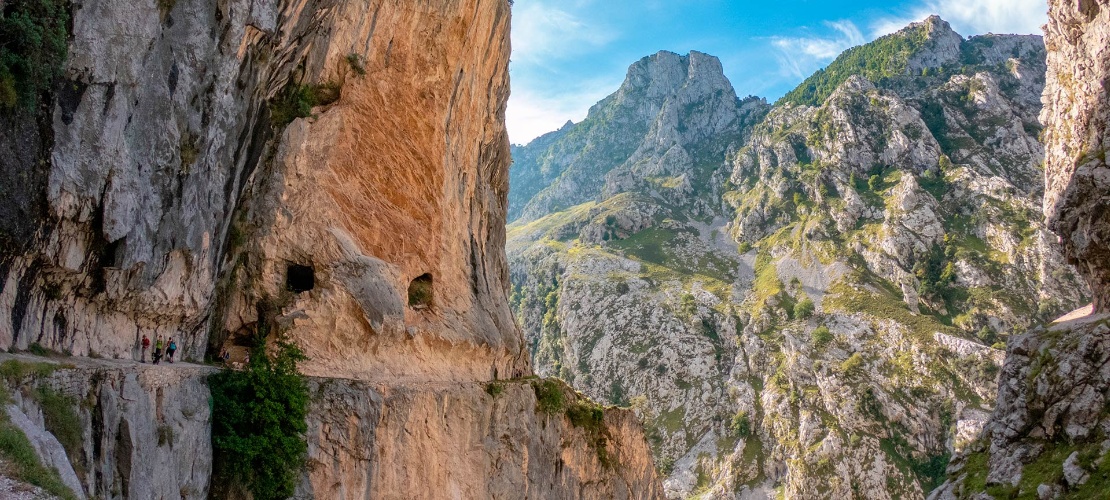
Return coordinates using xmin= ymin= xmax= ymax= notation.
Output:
xmin=140 ymin=334 xmax=150 ymax=363
xmin=166 ymin=338 xmax=177 ymax=363
xmin=153 ymin=337 xmax=164 ymax=365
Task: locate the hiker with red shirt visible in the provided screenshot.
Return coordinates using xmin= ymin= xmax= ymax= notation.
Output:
xmin=140 ymin=334 xmax=150 ymax=363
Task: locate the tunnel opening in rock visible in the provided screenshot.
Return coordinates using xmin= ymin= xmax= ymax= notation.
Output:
xmin=408 ymin=273 xmax=434 ymax=308
xmin=286 ymin=264 xmax=315 ymax=293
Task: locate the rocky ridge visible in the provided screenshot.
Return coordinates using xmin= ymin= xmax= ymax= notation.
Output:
xmin=508 ymin=16 xmax=1089 ymax=499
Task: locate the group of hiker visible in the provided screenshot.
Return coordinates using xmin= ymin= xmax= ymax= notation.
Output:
xmin=139 ymin=334 xmax=178 ymax=364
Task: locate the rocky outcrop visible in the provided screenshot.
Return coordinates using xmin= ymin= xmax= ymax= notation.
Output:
xmin=0 ymin=356 xmax=662 ymax=500
xmin=932 ymin=1 xmax=1110 ymax=497
xmin=0 ymin=0 xmax=523 ymax=383
xmin=301 ymin=378 xmax=659 ymax=499
xmin=1041 ymin=0 xmax=1110 ymax=312
xmin=508 ymin=17 xmax=1089 ymax=500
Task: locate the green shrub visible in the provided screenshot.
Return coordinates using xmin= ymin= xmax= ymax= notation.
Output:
xmin=0 ymin=360 xmax=57 ymax=383
xmin=407 ymin=275 xmax=434 ymax=307
xmin=0 ymin=0 xmax=70 ymax=110
xmin=794 ymin=298 xmax=815 ymax=319
xmin=484 ymin=382 xmax=504 ymax=398
xmin=269 ymin=82 xmax=341 ymax=128
xmin=778 ymin=22 xmax=928 ymax=107
xmin=730 ymin=411 xmax=751 ymax=438
xmin=346 ymin=53 xmax=366 ymax=76
xmin=812 ymin=325 xmax=833 ymax=348
xmin=532 ymin=379 xmax=565 ymax=414
xmin=840 ymin=353 xmax=865 ymax=374
xmin=210 ymin=340 xmax=309 ymax=500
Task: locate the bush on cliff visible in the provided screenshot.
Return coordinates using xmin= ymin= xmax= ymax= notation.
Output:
xmin=209 ymin=340 xmax=309 ymax=500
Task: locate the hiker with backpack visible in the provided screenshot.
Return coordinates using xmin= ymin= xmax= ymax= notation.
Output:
xmin=166 ymin=338 xmax=178 ymax=363
xmin=153 ymin=337 xmax=164 ymax=365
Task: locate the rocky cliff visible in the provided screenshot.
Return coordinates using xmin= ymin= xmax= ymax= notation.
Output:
xmin=0 ymin=0 xmax=523 ymax=382
xmin=0 ymin=0 xmax=661 ymax=498
xmin=933 ymin=0 xmax=1110 ymax=497
xmin=508 ymin=17 xmax=1089 ymax=499
xmin=0 ymin=355 xmax=660 ymax=499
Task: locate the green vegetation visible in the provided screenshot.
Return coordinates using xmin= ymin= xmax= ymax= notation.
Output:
xmin=269 ymin=82 xmax=341 ymax=127
xmin=779 ymin=23 xmax=928 ymax=107
xmin=345 ymin=53 xmax=366 ymax=76
xmin=407 ymin=275 xmax=434 ymax=307
xmin=730 ymin=411 xmax=751 ymax=438
xmin=811 ymin=325 xmax=833 ymax=349
xmin=210 ymin=340 xmax=309 ymax=500
xmin=0 ymin=387 xmax=77 ymax=499
xmin=532 ymin=378 xmax=565 ymax=414
xmin=484 ymin=381 xmax=505 ymax=398
xmin=0 ymin=359 xmax=59 ymax=383
xmin=565 ymin=399 xmax=613 ymax=467
xmin=33 ymin=387 xmax=82 ymax=474
xmin=793 ymin=298 xmax=815 ymax=319
xmin=0 ymin=0 xmax=69 ymax=110
xmin=840 ymin=353 xmax=865 ymax=375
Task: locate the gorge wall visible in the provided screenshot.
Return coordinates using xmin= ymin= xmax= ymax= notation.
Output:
xmin=1 ymin=356 xmax=659 ymax=499
xmin=0 ymin=0 xmax=524 ymax=382
xmin=0 ymin=0 xmax=661 ymax=498
xmin=933 ymin=0 xmax=1110 ymax=497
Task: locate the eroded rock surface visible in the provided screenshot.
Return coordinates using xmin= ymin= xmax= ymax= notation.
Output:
xmin=1041 ymin=0 xmax=1110 ymax=312
xmin=0 ymin=356 xmax=662 ymax=500
xmin=932 ymin=1 xmax=1110 ymax=497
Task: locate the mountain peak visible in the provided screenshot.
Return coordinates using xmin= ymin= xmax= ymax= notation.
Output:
xmin=617 ymin=50 xmax=732 ymax=102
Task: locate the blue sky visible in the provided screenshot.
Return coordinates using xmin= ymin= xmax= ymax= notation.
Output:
xmin=508 ymin=0 xmax=1048 ymax=144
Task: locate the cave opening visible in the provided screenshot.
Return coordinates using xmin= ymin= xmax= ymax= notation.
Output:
xmin=408 ymin=273 xmax=434 ymax=308
xmin=286 ymin=264 xmax=315 ymax=293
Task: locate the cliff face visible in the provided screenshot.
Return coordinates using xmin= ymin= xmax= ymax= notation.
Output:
xmin=0 ymin=0 xmax=660 ymax=497
xmin=1041 ymin=0 xmax=1110 ymax=312
xmin=0 ymin=0 xmax=523 ymax=382
xmin=0 ymin=356 xmax=661 ymax=499
xmin=932 ymin=1 xmax=1110 ymax=498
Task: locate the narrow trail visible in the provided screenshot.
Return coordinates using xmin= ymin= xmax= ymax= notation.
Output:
xmin=0 ymin=353 xmax=535 ymax=392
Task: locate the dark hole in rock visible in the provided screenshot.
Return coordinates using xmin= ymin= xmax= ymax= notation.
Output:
xmin=286 ymin=264 xmax=314 ymax=293
xmin=408 ymin=273 xmax=433 ymax=308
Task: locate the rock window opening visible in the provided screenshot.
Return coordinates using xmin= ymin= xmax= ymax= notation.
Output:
xmin=408 ymin=273 xmax=434 ymax=308
xmin=286 ymin=264 xmax=315 ymax=293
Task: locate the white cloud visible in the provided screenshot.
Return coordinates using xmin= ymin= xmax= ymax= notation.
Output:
xmin=511 ymin=2 xmax=616 ymax=64
xmin=770 ymin=20 xmax=866 ymax=79
xmin=874 ymin=0 xmax=1048 ymax=37
xmin=507 ymin=77 xmax=619 ymax=145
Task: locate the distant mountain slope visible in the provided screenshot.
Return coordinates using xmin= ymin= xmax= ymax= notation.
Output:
xmin=508 ymin=51 xmax=769 ymax=222
xmin=508 ymin=16 xmax=1088 ymax=500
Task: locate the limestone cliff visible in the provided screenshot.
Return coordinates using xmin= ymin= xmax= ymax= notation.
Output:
xmin=0 ymin=356 xmax=661 ymax=499
xmin=0 ymin=0 xmax=661 ymax=498
xmin=0 ymin=0 xmax=523 ymax=382
xmin=932 ymin=0 xmax=1110 ymax=497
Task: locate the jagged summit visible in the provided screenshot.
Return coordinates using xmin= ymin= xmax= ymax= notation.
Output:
xmin=508 ymin=50 xmax=765 ymax=222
